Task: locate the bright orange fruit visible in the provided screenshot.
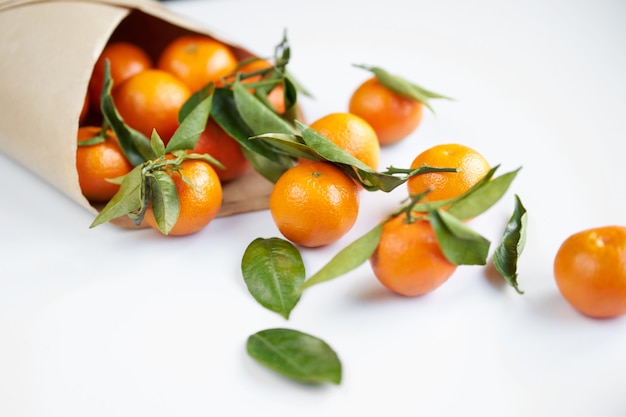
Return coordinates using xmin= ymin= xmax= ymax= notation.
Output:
xmin=349 ymin=77 xmax=423 ymax=146
xmin=157 ymin=35 xmax=238 ymax=92
xmin=269 ymin=161 xmax=359 ymax=247
xmin=406 ymin=143 xmax=490 ymax=202
xmin=144 ymin=159 xmax=223 ymax=236
xmin=113 ymin=69 xmax=191 ymax=144
xmin=370 ymin=212 xmax=457 ymax=296
xmin=554 ymin=226 xmax=626 ymax=318
xmin=76 ymin=126 xmax=133 ymax=202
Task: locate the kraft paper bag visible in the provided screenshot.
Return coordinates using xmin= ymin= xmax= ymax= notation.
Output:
xmin=0 ymin=0 xmax=273 ymax=226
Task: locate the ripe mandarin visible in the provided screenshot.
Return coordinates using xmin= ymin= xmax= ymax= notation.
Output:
xmin=349 ymin=77 xmax=423 ymax=146
xmin=145 ymin=159 xmax=223 ymax=236
xmin=158 ymin=35 xmax=238 ymax=92
xmin=406 ymin=143 xmax=490 ymax=202
xmin=269 ymin=161 xmax=359 ymax=248
xmin=370 ymin=212 xmax=457 ymax=296
xmin=554 ymin=226 xmax=626 ymax=318
xmin=113 ymin=69 xmax=191 ymax=144
xmin=76 ymin=126 xmax=133 ymax=202
xmin=88 ymin=41 xmax=153 ymax=109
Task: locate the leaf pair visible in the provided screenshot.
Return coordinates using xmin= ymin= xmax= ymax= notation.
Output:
xmin=241 ymin=239 xmax=342 ymax=385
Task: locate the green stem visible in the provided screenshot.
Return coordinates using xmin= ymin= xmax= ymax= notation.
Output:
xmin=383 ymin=165 xmax=458 ymax=178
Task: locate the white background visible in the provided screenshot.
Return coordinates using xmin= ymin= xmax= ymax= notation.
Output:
xmin=1 ymin=0 xmax=626 ymax=416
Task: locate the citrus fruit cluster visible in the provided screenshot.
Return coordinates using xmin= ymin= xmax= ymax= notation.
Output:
xmin=78 ymin=32 xmax=626 ymax=324
xmin=78 ymin=34 xmax=296 ymax=236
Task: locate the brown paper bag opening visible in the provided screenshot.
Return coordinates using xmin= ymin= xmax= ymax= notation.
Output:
xmin=0 ymin=0 xmax=273 ymax=229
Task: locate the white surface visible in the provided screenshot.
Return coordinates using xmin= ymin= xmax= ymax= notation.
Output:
xmin=1 ymin=0 xmax=626 ymax=415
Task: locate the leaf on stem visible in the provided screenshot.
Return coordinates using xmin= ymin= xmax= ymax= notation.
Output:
xmin=233 ymin=81 xmax=297 ymax=136
xmin=354 ymin=64 xmax=452 ymax=112
xmin=166 ymin=92 xmax=213 ymax=153
xmin=241 ymin=238 xmax=305 ymax=319
xmin=147 ymin=170 xmax=180 ymax=236
xmin=247 ymin=328 xmax=342 ymax=385
xmin=446 ymin=167 xmax=521 ymax=220
xmin=298 ymin=223 xmax=383 ymax=293
xmin=212 ymin=87 xmax=292 ymax=183
xmin=89 ymin=164 xmax=145 ymax=228
xmin=150 ymin=129 xmax=166 ymax=157
xmin=429 ymin=209 xmax=491 ymax=265
xmin=493 ymin=195 xmax=528 ymax=294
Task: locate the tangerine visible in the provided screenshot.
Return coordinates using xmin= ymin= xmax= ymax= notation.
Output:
xmin=191 ymin=118 xmax=250 ymax=183
xmin=157 ymin=35 xmax=238 ymax=92
xmin=308 ymin=112 xmax=380 ymax=171
xmin=113 ymin=69 xmax=191 ymax=144
xmin=349 ymin=77 xmax=423 ymax=146
xmin=370 ymin=212 xmax=457 ymax=296
xmin=88 ymin=41 xmax=153 ymax=109
xmin=269 ymin=161 xmax=359 ymax=248
xmin=145 ymin=159 xmax=223 ymax=236
xmin=76 ymin=126 xmax=133 ymax=202
xmin=406 ymin=143 xmax=490 ymax=202
xmin=554 ymin=226 xmax=626 ymax=318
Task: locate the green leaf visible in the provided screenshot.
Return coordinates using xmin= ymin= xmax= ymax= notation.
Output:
xmin=354 ymin=64 xmax=452 ymax=113
xmin=493 ymin=195 xmax=528 ymax=294
xmin=298 ymin=223 xmax=383 ymax=293
xmin=241 ymin=238 xmax=305 ymax=319
xmin=77 ymin=130 xmax=106 ymax=146
xmin=166 ymin=93 xmax=212 ymax=153
xmin=212 ymin=87 xmax=293 ymax=182
xmin=150 ymin=130 xmax=166 ymax=157
xmin=233 ymin=81 xmax=297 ymax=136
xmin=178 ymin=82 xmax=214 ymax=123
xmin=251 ymin=132 xmax=322 ymax=161
xmin=446 ymin=167 xmax=521 ymax=220
xmin=90 ymin=164 xmax=145 ymax=228
xmin=148 ymin=170 xmax=180 ymax=236
xmin=429 ymin=209 xmax=490 ymax=265
xmin=247 ymin=328 xmax=342 ymax=385
xmin=100 ymin=60 xmax=155 ymax=166
xmin=297 ymin=120 xmax=373 ymax=172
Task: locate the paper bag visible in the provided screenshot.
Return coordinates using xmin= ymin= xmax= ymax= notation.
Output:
xmin=0 ymin=0 xmax=273 ymax=225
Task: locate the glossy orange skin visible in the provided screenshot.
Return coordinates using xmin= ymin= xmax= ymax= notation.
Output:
xmin=113 ymin=69 xmax=191 ymax=144
xmin=269 ymin=161 xmax=359 ymax=248
xmin=370 ymin=213 xmax=457 ymax=296
xmin=349 ymin=77 xmax=424 ymax=146
xmin=76 ymin=126 xmax=133 ymax=202
xmin=308 ymin=112 xmax=380 ymax=171
xmin=157 ymin=35 xmax=238 ymax=92
xmin=145 ymin=159 xmax=223 ymax=236
xmin=406 ymin=143 xmax=490 ymax=202
xmin=554 ymin=226 xmax=626 ymax=318
xmin=191 ymin=118 xmax=250 ymax=183
xmin=88 ymin=42 xmax=153 ymax=109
